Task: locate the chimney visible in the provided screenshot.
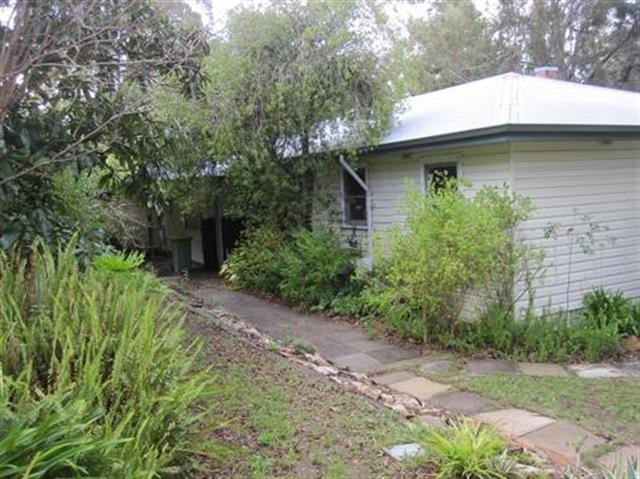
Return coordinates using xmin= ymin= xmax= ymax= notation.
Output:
xmin=533 ymin=65 xmax=560 ymax=80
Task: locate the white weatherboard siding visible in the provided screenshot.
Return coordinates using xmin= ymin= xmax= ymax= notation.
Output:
xmin=512 ymin=140 xmax=640 ymax=313
xmin=367 ymin=144 xmax=511 ymax=242
xmin=314 ymin=140 xmax=640 ymax=316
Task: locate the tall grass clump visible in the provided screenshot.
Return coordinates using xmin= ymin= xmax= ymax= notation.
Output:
xmin=0 ymin=241 xmax=214 ymax=477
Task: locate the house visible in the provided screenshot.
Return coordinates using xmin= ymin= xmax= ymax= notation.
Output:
xmin=313 ymin=71 xmax=640 ymax=315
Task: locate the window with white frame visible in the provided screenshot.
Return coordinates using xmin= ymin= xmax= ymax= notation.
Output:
xmin=425 ymin=163 xmax=458 ymax=193
xmin=342 ymin=167 xmax=367 ymax=226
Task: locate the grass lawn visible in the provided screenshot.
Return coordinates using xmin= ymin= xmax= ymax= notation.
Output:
xmin=185 ymin=314 xmax=432 ymax=478
xmin=420 ymin=360 xmax=640 ymax=447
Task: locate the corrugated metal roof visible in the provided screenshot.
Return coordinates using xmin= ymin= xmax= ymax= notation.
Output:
xmin=381 ymin=73 xmax=640 ymax=147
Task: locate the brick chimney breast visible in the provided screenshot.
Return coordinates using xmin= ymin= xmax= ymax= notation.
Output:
xmin=533 ymin=66 xmax=560 ymax=79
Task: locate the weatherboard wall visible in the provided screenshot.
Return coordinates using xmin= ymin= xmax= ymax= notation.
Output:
xmin=511 ymin=140 xmax=640 ymax=313
xmin=314 ymin=139 xmax=640 ymax=316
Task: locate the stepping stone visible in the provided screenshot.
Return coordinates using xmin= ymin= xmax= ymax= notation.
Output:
xmin=600 ymin=444 xmax=640 ymax=470
xmin=417 ymin=414 xmax=446 ymax=428
xmin=474 ymin=408 xmax=556 ymax=438
xmin=372 ymin=371 xmax=416 ymax=386
xmin=519 ymin=362 xmax=569 ymax=377
xmin=429 ymin=391 xmax=497 ymax=415
xmin=620 ymin=361 xmax=640 ymax=378
xmin=466 ymin=359 xmax=517 ymax=375
xmin=332 ymin=352 xmax=383 ymax=372
xmin=519 ymin=421 xmax=606 ymax=466
xmin=384 ymin=443 xmax=425 ymax=461
xmin=390 ymin=377 xmax=452 ymax=400
xmin=419 ymin=359 xmax=452 ymax=374
xmin=568 ymin=363 xmax=628 ymax=379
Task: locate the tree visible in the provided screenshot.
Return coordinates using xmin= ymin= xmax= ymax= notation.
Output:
xmin=0 ymin=0 xmax=209 ymax=250
xmin=192 ymin=0 xmax=401 ymax=229
xmin=498 ymin=0 xmax=640 ymax=89
xmin=402 ymin=1 xmax=507 ymax=93
xmin=404 ymin=0 xmax=640 ymax=93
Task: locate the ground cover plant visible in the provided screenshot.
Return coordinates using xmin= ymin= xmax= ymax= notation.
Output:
xmin=419 ymin=420 xmax=520 ymax=479
xmin=0 ymin=242 xmax=215 ymax=477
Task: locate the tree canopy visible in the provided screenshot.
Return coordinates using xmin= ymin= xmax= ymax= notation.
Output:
xmin=404 ymin=0 xmax=639 ymax=93
xmin=162 ymin=0 xmax=402 ymax=228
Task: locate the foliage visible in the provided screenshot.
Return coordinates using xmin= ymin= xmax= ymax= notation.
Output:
xmin=442 ymin=306 xmax=621 ymax=362
xmin=0 ymin=242 xmax=214 ymax=476
xmin=178 ymin=0 xmax=401 ymax=229
xmin=221 ymin=227 xmax=288 ymax=294
xmin=403 ymin=0 xmax=639 ymax=93
xmin=372 ymin=181 xmax=536 ymax=343
xmin=93 ymin=250 xmax=146 ymax=272
xmin=421 ymin=420 xmax=518 ymax=479
xmin=582 ymin=288 xmax=640 ymax=338
xmin=0 ymin=393 xmax=119 ymax=478
xmin=401 ymin=1 xmax=504 ymax=93
xmin=279 ymin=228 xmax=357 ymax=307
xmin=0 ymin=0 xmax=208 ymax=253
xmin=222 ymin=226 xmax=358 ymax=308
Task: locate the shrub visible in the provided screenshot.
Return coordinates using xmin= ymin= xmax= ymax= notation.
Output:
xmin=0 ymin=243 xmax=215 ymax=476
xmin=376 ymin=181 xmax=536 ymax=343
xmin=221 ymin=226 xmax=287 ymax=294
xmin=421 ymin=420 xmax=518 ymax=479
xmin=279 ymin=228 xmax=357 ymax=307
xmin=582 ymin=288 xmax=640 ymax=337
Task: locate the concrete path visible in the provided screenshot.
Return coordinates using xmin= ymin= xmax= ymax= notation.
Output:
xmin=182 ymin=276 xmax=418 ymax=372
xmin=173 ymin=275 xmax=640 ymax=471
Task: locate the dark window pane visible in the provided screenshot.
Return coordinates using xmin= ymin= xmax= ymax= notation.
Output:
xmin=343 ymin=168 xmax=367 ymax=224
xmin=426 ymin=164 xmax=457 ymax=193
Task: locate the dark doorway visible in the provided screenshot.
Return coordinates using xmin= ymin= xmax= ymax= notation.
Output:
xmin=200 ymin=216 xmax=244 ymax=271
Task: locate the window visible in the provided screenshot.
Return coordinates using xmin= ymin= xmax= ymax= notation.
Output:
xmin=343 ymin=168 xmax=367 ymax=226
xmin=425 ymin=163 xmax=457 ymax=193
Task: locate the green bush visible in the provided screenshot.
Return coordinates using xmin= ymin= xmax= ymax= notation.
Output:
xmin=421 ymin=420 xmax=518 ymax=479
xmin=221 ymin=226 xmax=287 ymax=294
xmin=0 ymin=242 xmax=216 ymax=476
xmin=222 ymin=226 xmax=358 ymax=308
xmin=279 ymin=228 xmax=357 ymax=307
xmin=372 ymin=181 xmax=535 ymax=343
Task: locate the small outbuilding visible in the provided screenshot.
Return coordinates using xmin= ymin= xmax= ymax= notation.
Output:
xmin=313 ymin=72 xmax=640 ymax=314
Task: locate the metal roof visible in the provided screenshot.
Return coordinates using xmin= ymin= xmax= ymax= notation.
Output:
xmin=380 ymin=73 xmax=640 ymax=149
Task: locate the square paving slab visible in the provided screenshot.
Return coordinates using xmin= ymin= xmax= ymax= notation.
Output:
xmin=331 ymin=352 xmax=383 ymax=372
xmin=367 ymin=346 xmax=419 ymax=364
xmin=389 ymin=377 xmax=452 ymax=400
xmin=372 ymin=371 xmax=416 ymax=386
xmin=474 ymin=408 xmax=556 ymax=438
xmin=568 ymin=363 xmax=628 ymax=379
xmin=519 ymin=362 xmax=569 ymax=377
xmin=428 ymin=391 xmax=497 ymax=415
xmin=466 ymin=359 xmax=518 ymax=375
xmin=519 ymin=421 xmax=606 ymax=465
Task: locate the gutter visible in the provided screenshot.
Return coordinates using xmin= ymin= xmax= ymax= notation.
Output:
xmin=339 ymin=154 xmax=373 ymax=267
xmin=370 ymin=124 xmax=640 ymax=155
